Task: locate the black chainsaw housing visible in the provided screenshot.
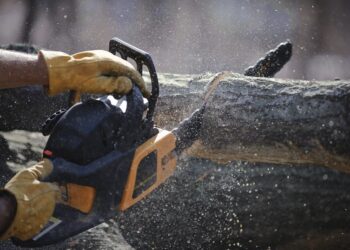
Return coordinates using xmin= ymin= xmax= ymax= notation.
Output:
xmin=44 ymin=86 xmax=147 ymax=165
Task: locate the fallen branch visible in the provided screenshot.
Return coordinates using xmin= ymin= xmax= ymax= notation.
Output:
xmin=244 ymin=41 xmax=292 ymax=77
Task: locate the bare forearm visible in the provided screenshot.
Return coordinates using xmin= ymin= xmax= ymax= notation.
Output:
xmin=0 ymin=49 xmax=48 ymax=89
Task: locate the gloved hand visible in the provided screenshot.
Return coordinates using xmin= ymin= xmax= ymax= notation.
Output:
xmin=0 ymin=159 xmax=61 ymax=241
xmin=39 ymin=50 xmax=150 ymax=97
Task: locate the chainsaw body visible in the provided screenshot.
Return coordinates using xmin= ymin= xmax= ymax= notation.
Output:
xmin=13 ymin=38 xmax=177 ymax=247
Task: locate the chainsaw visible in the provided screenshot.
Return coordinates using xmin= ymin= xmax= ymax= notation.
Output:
xmin=12 ymin=38 xmax=205 ymax=247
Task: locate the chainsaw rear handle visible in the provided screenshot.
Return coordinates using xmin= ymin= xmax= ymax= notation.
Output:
xmin=68 ymin=38 xmax=159 ymax=123
xmin=109 ymin=37 xmax=159 ymax=122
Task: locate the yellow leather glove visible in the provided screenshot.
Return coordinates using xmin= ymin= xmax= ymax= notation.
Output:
xmin=39 ymin=50 xmax=150 ymax=97
xmin=0 ymin=159 xmax=60 ymax=241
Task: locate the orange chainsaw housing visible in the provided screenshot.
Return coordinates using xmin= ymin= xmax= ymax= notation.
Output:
xmin=120 ymin=129 xmax=176 ymax=210
xmin=60 ymin=129 xmax=176 ymax=214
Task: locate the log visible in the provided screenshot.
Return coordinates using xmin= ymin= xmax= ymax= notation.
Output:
xmin=0 ymin=72 xmax=349 ymax=173
xmin=155 ymin=72 xmax=350 ymax=173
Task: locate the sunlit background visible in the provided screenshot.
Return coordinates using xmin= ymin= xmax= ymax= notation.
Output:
xmin=0 ymin=0 xmax=349 ymax=80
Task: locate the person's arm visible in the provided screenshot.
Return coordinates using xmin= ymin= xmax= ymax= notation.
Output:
xmin=0 ymin=49 xmax=149 ymax=97
xmin=0 ymin=49 xmax=49 ymax=89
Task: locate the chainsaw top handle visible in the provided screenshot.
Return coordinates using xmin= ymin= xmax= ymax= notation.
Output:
xmin=109 ymin=37 xmax=159 ymax=122
xmin=68 ymin=37 xmax=159 ymax=122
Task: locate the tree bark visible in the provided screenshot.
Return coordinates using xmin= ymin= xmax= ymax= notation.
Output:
xmin=155 ymin=72 xmax=350 ymax=173
xmin=0 ymin=72 xmax=349 ymax=172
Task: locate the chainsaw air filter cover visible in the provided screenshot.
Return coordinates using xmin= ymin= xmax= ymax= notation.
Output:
xmin=44 ymin=86 xmax=147 ymax=165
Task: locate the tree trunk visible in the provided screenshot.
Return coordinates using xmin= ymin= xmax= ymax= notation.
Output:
xmin=0 ymin=72 xmax=349 ymax=172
